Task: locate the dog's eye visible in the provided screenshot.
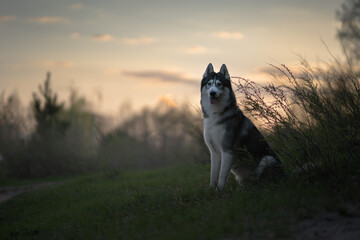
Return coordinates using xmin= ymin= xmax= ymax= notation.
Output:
xmin=207 ymin=81 xmax=212 ymax=87
xmin=216 ymin=82 xmax=222 ymax=87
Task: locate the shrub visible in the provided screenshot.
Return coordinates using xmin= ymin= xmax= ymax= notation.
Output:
xmin=234 ymin=61 xmax=360 ymax=179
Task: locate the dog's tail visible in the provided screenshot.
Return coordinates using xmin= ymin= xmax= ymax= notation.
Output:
xmin=256 ymin=155 xmax=284 ymax=180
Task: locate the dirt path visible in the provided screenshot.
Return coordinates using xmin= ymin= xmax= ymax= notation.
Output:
xmin=292 ymin=205 xmax=360 ymax=240
xmin=0 ymin=182 xmax=60 ymax=204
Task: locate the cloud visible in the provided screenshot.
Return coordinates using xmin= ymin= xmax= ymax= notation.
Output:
xmin=247 ymin=61 xmax=334 ymax=85
xmin=123 ymin=70 xmax=197 ymax=86
xmin=249 ymin=64 xmax=304 ymax=83
xmin=104 ymin=67 xmax=122 ymax=76
xmin=27 ymin=16 xmax=69 ymax=24
xmin=186 ymin=46 xmax=208 ymax=54
xmin=69 ymin=3 xmax=83 ymax=10
xmin=41 ymin=61 xmax=74 ymax=68
xmin=91 ymin=35 xmax=156 ymax=44
xmin=212 ymin=31 xmax=243 ymax=40
xmin=92 ymin=34 xmax=114 ymax=42
xmin=4 ymin=61 xmax=74 ymax=70
xmin=252 ymin=61 xmax=329 ymax=77
xmin=121 ymin=37 xmax=156 ymax=45
xmin=0 ymin=16 xmax=17 ymax=22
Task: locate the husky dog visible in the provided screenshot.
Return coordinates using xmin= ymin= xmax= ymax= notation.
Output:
xmin=201 ymin=63 xmax=281 ymax=191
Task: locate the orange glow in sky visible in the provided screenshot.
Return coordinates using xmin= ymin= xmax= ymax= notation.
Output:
xmin=0 ymin=0 xmax=345 ymax=113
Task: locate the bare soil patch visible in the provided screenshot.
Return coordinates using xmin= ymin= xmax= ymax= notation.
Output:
xmin=292 ymin=205 xmax=360 ymax=240
xmin=0 ymin=182 xmax=59 ymax=204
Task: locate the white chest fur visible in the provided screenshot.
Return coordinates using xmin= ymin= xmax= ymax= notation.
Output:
xmin=201 ymin=85 xmax=232 ymax=153
xmin=203 ymin=116 xmax=226 ymax=153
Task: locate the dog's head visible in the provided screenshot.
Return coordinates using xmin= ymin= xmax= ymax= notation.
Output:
xmin=201 ymin=63 xmax=232 ymax=105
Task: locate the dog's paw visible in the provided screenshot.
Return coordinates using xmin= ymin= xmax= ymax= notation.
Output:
xmin=209 ymin=184 xmax=223 ymax=193
xmin=208 ymin=185 xmax=224 ymax=197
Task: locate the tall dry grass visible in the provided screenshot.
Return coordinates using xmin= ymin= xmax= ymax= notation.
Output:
xmin=234 ymin=61 xmax=360 ymax=179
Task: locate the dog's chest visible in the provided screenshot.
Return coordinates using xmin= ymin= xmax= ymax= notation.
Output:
xmin=203 ymin=117 xmax=226 ymax=152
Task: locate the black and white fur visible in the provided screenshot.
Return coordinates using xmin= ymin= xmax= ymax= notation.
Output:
xmin=201 ymin=63 xmax=281 ymax=191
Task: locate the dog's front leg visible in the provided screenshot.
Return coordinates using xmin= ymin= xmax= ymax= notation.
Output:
xmin=209 ymin=151 xmax=221 ymax=188
xmin=217 ymin=151 xmax=234 ymax=191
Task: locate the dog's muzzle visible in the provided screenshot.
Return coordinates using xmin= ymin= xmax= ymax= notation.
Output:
xmin=209 ymin=91 xmax=219 ymax=104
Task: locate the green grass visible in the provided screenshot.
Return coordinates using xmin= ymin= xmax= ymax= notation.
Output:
xmin=0 ymin=175 xmax=72 ymax=188
xmin=0 ymin=164 xmax=358 ymax=240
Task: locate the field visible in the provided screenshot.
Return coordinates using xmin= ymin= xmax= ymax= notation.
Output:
xmin=1 ymin=1 xmax=360 ymax=239
xmin=1 ymin=163 xmax=359 ymax=240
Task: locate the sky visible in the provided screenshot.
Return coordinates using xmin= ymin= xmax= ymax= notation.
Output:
xmin=0 ymin=0 xmax=346 ymax=114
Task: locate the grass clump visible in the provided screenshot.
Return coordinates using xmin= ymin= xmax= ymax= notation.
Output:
xmin=234 ymin=60 xmax=360 ymax=180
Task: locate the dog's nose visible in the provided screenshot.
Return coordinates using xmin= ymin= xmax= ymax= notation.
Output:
xmin=210 ymin=91 xmax=216 ymax=97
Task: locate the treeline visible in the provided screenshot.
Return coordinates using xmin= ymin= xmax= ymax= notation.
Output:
xmin=0 ymin=73 xmax=206 ymax=178
xmin=99 ymin=98 xmax=206 ymax=171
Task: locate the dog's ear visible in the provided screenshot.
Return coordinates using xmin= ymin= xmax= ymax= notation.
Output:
xmin=203 ymin=63 xmax=214 ymax=79
xmin=220 ymin=64 xmax=230 ymax=80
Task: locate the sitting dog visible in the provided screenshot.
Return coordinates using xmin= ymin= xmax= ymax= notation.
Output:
xmin=201 ymin=63 xmax=281 ymax=191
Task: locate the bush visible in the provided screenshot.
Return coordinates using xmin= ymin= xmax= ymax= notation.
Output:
xmin=234 ymin=61 xmax=360 ymax=179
